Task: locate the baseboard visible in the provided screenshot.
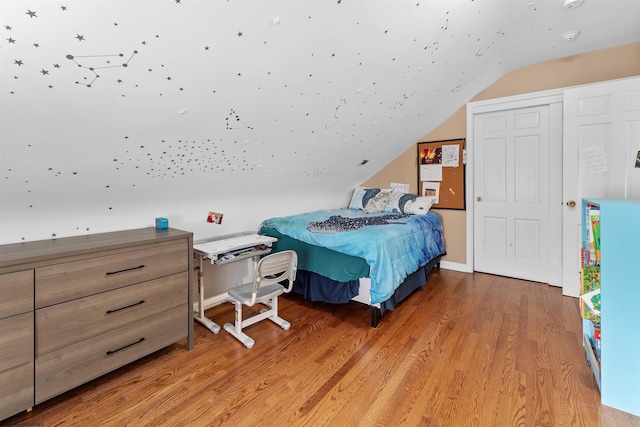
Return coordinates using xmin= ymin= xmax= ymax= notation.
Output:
xmin=439 ymin=260 xmax=472 ymax=273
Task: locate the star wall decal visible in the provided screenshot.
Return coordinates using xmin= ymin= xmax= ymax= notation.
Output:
xmin=14 ymin=59 xmax=24 ymax=66
xmin=26 ymin=9 xmax=37 ymax=18
xmin=75 ymin=34 xmax=85 ymax=41
xmin=40 ymin=69 xmax=49 ymax=75
xmin=237 ymin=31 xmax=243 ymax=37
xmin=4 ymin=25 xmax=12 ymax=30
xmin=61 ymin=5 xmax=67 ymax=11
xmin=7 ymin=38 xmax=15 ymax=44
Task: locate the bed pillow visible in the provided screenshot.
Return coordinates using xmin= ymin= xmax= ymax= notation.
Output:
xmin=384 ymin=192 xmax=435 ymax=214
xmin=348 ymin=186 xmax=383 ymax=210
xmin=384 ymin=191 xmax=412 ymax=213
xmin=404 ymin=196 xmax=435 ymax=215
xmin=363 ymin=190 xmax=390 ymax=213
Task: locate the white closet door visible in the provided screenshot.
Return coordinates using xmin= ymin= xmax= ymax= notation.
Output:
xmin=562 ymin=76 xmax=640 ymax=297
xmin=473 ymin=105 xmax=551 ymax=283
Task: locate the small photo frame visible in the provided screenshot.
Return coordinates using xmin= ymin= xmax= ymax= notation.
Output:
xmin=207 ymin=211 xmax=224 ymax=224
xmin=421 ymin=182 xmax=440 ymax=204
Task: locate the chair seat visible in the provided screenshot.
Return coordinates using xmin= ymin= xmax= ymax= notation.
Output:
xmin=228 ymin=282 xmax=285 ymax=305
xmin=224 ymin=250 xmax=297 ymax=348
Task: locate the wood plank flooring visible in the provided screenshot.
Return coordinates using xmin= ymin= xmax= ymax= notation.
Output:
xmin=5 ymin=269 xmax=640 ymax=426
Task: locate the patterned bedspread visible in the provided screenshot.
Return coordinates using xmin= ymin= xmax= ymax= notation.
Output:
xmin=259 ymin=208 xmax=445 ymax=304
xmin=307 ymin=213 xmax=410 ymax=233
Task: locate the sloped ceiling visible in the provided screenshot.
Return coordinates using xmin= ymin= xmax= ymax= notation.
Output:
xmin=1 ymin=0 xmax=639 ymax=243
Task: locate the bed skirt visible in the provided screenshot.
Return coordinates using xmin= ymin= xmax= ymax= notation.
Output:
xmin=289 ymin=255 xmax=442 ymax=326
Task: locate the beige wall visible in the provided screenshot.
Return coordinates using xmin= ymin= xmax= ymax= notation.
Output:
xmin=364 ymin=42 xmax=640 ymax=265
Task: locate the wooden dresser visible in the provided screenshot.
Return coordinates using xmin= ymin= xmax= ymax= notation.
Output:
xmin=0 ymin=228 xmax=194 ymax=421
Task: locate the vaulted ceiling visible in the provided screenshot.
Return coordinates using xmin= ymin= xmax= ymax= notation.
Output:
xmin=1 ymin=0 xmax=639 ymax=242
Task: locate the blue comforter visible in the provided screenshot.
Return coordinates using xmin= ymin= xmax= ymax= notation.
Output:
xmin=260 ymin=208 xmax=445 ymax=304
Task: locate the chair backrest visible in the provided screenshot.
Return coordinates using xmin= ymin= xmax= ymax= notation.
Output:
xmin=253 ymin=250 xmax=298 ymax=295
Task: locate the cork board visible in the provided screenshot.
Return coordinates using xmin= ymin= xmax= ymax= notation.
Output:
xmin=417 ymin=139 xmax=465 ymax=210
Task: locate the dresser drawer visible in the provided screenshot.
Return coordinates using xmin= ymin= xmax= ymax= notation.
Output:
xmin=0 ymin=270 xmax=33 ymax=319
xmin=0 ymin=312 xmax=34 ymax=371
xmin=36 ymin=241 xmax=188 ymax=308
xmin=36 ymin=272 xmax=187 ymax=356
xmin=0 ymin=361 xmax=34 ymax=421
xmin=35 ymin=305 xmax=188 ymax=404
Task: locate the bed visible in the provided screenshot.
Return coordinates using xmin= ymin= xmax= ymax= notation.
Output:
xmin=258 ymin=188 xmax=446 ymax=327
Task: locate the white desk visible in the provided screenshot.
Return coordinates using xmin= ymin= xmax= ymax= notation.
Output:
xmin=193 ymin=232 xmax=278 ymax=333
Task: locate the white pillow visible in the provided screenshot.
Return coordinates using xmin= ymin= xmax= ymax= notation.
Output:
xmin=404 ymin=196 xmax=435 ymax=215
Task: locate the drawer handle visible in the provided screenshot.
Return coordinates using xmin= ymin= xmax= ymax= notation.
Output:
xmin=106 ymin=300 xmax=145 ymax=314
xmin=106 ymin=265 xmax=146 ymax=276
xmin=106 ymin=338 xmax=145 ymax=356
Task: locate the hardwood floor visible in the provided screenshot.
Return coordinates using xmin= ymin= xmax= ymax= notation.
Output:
xmin=4 ymin=269 xmax=640 ymax=426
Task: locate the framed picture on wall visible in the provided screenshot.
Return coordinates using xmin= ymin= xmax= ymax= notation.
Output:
xmin=421 ymin=181 xmax=440 ymax=204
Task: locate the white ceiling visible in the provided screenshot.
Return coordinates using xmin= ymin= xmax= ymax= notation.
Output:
xmin=1 ymin=0 xmax=639 ymax=242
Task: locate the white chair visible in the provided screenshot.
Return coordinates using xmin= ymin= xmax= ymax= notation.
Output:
xmin=224 ymin=250 xmax=297 ymax=348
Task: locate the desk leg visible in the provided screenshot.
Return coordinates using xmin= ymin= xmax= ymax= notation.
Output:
xmin=195 ymin=255 xmax=221 ymax=333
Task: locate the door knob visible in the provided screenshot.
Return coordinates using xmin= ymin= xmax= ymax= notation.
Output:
xmin=477 ymin=196 xmax=483 ymax=202
xmin=566 ymin=200 xmax=576 ymax=208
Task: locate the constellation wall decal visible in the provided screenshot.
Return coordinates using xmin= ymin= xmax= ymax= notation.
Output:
xmin=389 ymin=91 xmax=416 ymax=110
xmin=476 ymin=30 xmax=506 ymax=57
xmin=424 ymin=16 xmax=449 ymax=54
xmin=113 ymin=136 xmax=262 ymax=180
xmin=450 ymin=77 xmax=475 ymax=93
xmin=225 ymin=109 xmax=253 ymax=130
xmin=325 ymin=98 xmax=348 ymax=129
xmin=66 ymin=51 xmax=138 ymax=87
xmin=304 ymin=167 xmax=330 ymax=180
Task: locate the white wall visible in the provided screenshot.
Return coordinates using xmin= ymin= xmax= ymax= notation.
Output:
xmin=2 ymin=1 xmax=639 ymax=243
